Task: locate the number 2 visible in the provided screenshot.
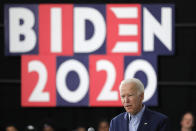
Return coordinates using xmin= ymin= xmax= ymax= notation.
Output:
xmin=96 ymin=60 xmax=118 ymax=101
xmin=28 ymin=60 xmax=50 ymax=102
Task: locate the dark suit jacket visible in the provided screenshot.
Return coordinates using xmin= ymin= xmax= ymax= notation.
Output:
xmin=109 ymin=107 xmax=170 ymax=131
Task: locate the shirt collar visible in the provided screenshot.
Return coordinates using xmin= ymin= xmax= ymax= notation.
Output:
xmin=128 ymin=105 xmax=145 ymax=121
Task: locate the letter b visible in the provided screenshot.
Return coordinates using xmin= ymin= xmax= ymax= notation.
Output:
xmin=5 ymin=5 xmax=38 ymax=55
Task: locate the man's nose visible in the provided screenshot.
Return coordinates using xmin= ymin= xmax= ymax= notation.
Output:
xmin=125 ymin=97 xmax=129 ymax=103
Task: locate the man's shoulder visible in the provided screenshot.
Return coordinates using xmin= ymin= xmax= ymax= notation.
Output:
xmin=111 ymin=112 xmax=127 ymax=121
xmin=145 ymin=107 xmax=168 ymax=120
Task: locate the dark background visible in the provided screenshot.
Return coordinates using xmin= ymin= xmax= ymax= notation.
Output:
xmin=1 ymin=0 xmax=196 ymax=131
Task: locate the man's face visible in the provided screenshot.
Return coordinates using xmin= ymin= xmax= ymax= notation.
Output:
xmin=120 ymin=82 xmax=144 ymax=115
xmin=181 ymin=113 xmax=194 ymax=129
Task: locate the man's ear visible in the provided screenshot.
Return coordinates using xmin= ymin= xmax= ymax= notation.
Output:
xmin=139 ymin=92 xmax=144 ymax=101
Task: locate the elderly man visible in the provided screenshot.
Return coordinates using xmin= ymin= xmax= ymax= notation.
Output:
xmin=109 ymin=78 xmax=170 ymax=131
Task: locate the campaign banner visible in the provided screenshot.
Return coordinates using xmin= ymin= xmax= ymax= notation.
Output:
xmin=4 ymin=4 xmax=175 ymax=107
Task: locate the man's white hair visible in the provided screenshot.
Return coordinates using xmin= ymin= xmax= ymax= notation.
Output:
xmin=119 ymin=78 xmax=144 ymax=95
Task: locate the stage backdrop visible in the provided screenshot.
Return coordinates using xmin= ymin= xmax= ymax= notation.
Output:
xmin=4 ymin=4 xmax=174 ymax=107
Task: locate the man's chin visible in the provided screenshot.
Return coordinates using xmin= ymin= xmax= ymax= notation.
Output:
xmin=125 ymin=108 xmax=134 ymax=114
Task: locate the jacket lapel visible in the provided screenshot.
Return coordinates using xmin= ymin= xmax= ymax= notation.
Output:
xmin=137 ymin=107 xmax=150 ymax=131
xmin=123 ymin=112 xmax=129 ymax=131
